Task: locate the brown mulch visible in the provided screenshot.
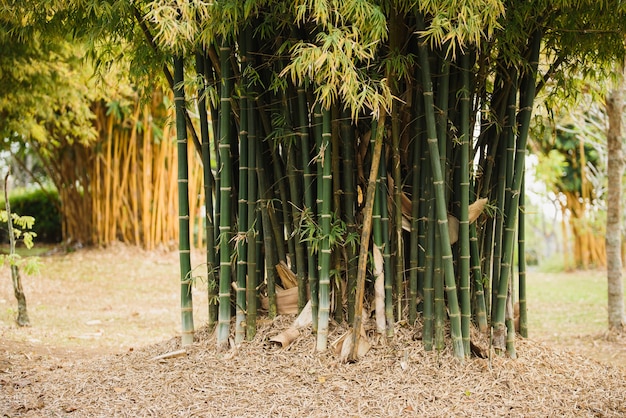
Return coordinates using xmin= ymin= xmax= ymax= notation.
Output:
xmin=2 ymin=317 xmax=625 ymax=418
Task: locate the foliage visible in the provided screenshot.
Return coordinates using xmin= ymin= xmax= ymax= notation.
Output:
xmin=534 ymin=125 xmax=602 ymax=199
xmin=0 ymin=3 xmax=97 ymax=148
xmin=0 ymin=210 xmax=41 ymax=275
xmin=0 ymin=187 xmax=62 ymax=243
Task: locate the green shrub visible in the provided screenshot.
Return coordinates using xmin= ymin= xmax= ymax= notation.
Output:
xmin=0 ymin=187 xmax=62 ymax=243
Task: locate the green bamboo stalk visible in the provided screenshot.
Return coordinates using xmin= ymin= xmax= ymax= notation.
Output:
xmin=203 ymin=53 xmax=219 ymax=159
xmin=378 ymin=153 xmax=394 ymax=336
xmin=333 ymin=254 xmax=343 ymax=324
xmin=416 ymin=98 xmax=428 ymax=320
xmin=490 ymin=87 xmax=514 ymax=323
xmin=435 ymin=47 xmax=454 ymax=354
xmin=297 ymin=87 xmax=317 ymax=327
xmin=269 ymin=144 xmax=289 ymax=264
xmin=246 ymin=32 xmax=260 ymax=339
xmin=331 ymin=106 xmax=343 ymax=324
xmin=422 ymin=193 xmax=435 ymax=351
xmin=258 ymin=142 xmax=277 ymax=320
xmin=196 ymin=50 xmax=218 ymax=330
xmin=409 ymin=85 xmax=424 ymax=325
xmin=287 ymin=140 xmax=308 ymax=311
xmin=458 ymin=52 xmax=472 ymax=355
xmin=311 ymin=101 xmax=323 ymax=333
xmin=216 ymin=42 xmax=234 ymax=350
xmin=479 ymin=212 xmax=493 ymax=318
xmin=436 ymin=58 xmax=450 ymax=198
xmin=246 ymin=215 xmax=258 ymax=340
xmin=470 ymin=224 xmax=489 ymax=332
xmin=408 ymin=117 xmax=422 ymax=325
xmin=433 ymin=222 xmax=445 ymax=351
xmin=391 ymin=101 xmax=404 ymax=323
xmin=316 ymin=107 xmax=333 ymax=351
xmin=340 ymin=110 xmax=358 ymax=322
xmin=386 ymin=8 xmax=403 ymax=329
xmin=506 ymin=277 xmax=517 ymax=359
xmin=283 ymin=91 xmax=303 ymax=288
xmin=417 ymin=15 xmax=464 ymax=358
xmin=493 ymin=30 xmax=542 ymax=354
xmin=372 ymin=146 xmax=385 ymax=333
xmin=518 ymin=172 xmax=528 ymax=338
xmin=173 ymin=54 xmax=194 ymax=346
xmin=235 ymin=31 xmax=250 ymax=344
xmin=350 ymin=110 xmax=387 ymax=361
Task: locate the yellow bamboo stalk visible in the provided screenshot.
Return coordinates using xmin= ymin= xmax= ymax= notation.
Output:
xmin=130 ymin=105 xmax=141 ymax=246
xmin=575 ymin=197 xmax=589 ymax=269
xmin=92 ymin=124 xmax=101 ymax=245
xmin=117 ymin=113 xmax=135 ymax=244
xmin=152 ymin=132 xmax=167 ymax=248
xmin=103 ymin=115 xmax=114 ymax=244
xmin=153 ymin=128 xmax=168 ymax=248
xmin=110 ymin=130 xmax=123 ymax=243
xmin=142 ymin=105 xmax=153 ymax=250
xmin=560 ymin=204 xmax=571 ymax=270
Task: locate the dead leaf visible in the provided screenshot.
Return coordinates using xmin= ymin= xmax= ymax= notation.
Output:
xmin=275 ymin=262 xmax=298 ymax=289
xmin=269 ymin=328 xmax=300 ymax=347
xmin=150 ymin=349 xmax=187 ymax=361
xmin=267 ymin=301 xmax=312 ymax=349
xmin=469 ymin=198 xmax=488 ymax=223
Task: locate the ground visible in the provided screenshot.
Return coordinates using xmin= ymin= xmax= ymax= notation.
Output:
xmin=1 ymin=245 xmax=625 ymax=417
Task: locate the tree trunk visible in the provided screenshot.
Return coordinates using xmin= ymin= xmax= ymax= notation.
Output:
xmin=606 ymin=64 xmax=626 ymax=332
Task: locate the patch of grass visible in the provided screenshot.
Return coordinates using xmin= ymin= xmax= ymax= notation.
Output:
xmin=0 ymin=243 xmax=55 ymax=257
xmin=526 ymin=270 xmax=610 ymax=339
xmin=525 ymin=269 xmax=626 ymax=368
xmin=535 ymin=256 xmax=566 ymax=273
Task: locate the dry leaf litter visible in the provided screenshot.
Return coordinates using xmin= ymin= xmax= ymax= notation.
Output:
xmin=1 ymin=316 xmax=625 ymax=417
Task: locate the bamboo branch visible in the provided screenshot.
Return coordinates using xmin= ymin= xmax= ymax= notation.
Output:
xmin=131 ymin=5 xmax=202 ymax=157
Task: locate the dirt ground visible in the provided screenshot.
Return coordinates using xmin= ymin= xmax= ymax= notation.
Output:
xmin=1 ymin=245 xmax=625 ymax=417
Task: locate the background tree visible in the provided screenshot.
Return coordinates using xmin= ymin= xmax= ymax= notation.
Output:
xmin=1 ymin=1 xmax=207 ymax=249
xmin=606 ymin=62 xmax=626 ymax=332
xmin=531 ymin=119 xmax=605 ymax=270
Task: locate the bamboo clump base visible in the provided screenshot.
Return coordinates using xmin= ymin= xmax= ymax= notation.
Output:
xmin=2 ymin=317 xmax=625 ymax=417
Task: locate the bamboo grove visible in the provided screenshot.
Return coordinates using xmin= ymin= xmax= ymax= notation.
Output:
xmin=28 ymin=96 xmax=206 ymax=249
xmin=136 ymin=0 xmax=626 ymax=359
